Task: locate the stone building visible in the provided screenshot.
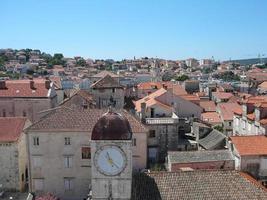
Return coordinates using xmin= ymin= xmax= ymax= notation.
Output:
xmin=0 ymin=117 xmax=31 ymax=191
xmin=0 ymin=79 xmax=57 ymax=122
xmin=91 ymin=111 xmax=133 ymax=199
xmin=91 ymin=75 xmax=125 ymax=109
xmin=26 ymin=107 xmax=147 ymax=200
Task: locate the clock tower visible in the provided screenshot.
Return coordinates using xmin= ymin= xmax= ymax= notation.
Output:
xmin=91 ymin=110 xmax=133 ymax=199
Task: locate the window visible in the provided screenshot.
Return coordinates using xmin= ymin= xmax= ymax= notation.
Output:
xmin=149 ymin=130 xmax=156 ymax=138
xmin=112 ymin=88 xmax=116 ymax=93
xmin=132 ymin=138 xmax=137 ymax=146
xmin=64 ymin=178 xmax=74 ymax=191
xmin=33 ymin=137 xmax=39 ymax=146
xmin=34 ymin=179 xmax=44 ymax=191
xmin=242 ymin=120 xmax=246 ymax=129
xmin=33 ymin=156 xmax=42 ymax=168
xmin=23 ymin=111 xmax=27 ymax=117
xmin=247 ymin=163 xmax=259 ymax=172
xmin=64 ymin=156 xmax=73 ymax=168
xmin=2 ymin=109 xmax=6 ymax=117
xmin=64 ymin=137 xmax=71 ymax=145
xmin=81 ymin=147 xmax=91 ymax=159
xmin=229 ymin=121 xmax=232 ymax=126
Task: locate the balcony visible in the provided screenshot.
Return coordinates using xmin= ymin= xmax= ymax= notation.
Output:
xmin=145 ymin=117 xmax=179 ymax=125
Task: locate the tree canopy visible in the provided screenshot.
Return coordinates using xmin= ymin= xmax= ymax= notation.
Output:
xmin=175 ymin=74 xmax=189 ymax=81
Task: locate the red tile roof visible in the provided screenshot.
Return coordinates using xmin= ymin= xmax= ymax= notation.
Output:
xmin=28 ymin=107 xmax=148 ymax=134
xmin=92 ymin=70 xmax=119 ymax=78
xmin=247 ymin=113 xmax=255 ymax=121
xmin=134 ymin=88 xmax=172 ymax=112
xmin=137 ymin=82 xmax=164 ymax=90
xmin=233 ymin=107 xmax=242 ymax=116
xmin=258 ymin=81 xmax=267 ymax=90
xmin=201 ymin=112 xmax=222 ymax=124
xmin=218 ymin=102 xmax=241 ymax=121
xmin=244 ymin=96 xmax=267 ymax=104
xmin=259 ymin=118 xmax=267 ymax=125
xmin=90 ymin=75 xmax=123 ymax=89
xmin=199 ymin=101 xmax=216 ymax=112
xmin=230 ymin=136 xmax=267 ymax=156
xmin=137 ymin=82 xmax=188 ymax=96
xmin=0 ymin=79 xmax=51 ymax=98
xmin=0 ymin=117 xmax=27 ymax=142
xmin=212 ymin=92 xmax=233 ymax=100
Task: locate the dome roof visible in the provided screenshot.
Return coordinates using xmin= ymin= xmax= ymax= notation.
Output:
xmin=91 ymin=110 xmax=132 ymax=140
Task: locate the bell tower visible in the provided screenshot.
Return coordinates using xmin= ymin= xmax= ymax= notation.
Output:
xmin=91 ymin=110 xmax=132 ymax=199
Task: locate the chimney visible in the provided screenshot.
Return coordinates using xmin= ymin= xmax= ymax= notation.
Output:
xmin=141 ymin=102 xmax=146 ymax=122
xmin=162 ymin=83 xmax=168 ymax=90
xmin=0 ymin=80 xmax=6 ymax=89
xmin=45 ymin=80 xmax=51 ymax=89
xmin=30 ymin=80 xmax=35 ymax=90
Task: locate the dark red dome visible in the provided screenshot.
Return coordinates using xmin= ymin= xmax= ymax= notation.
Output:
xmin=91 ymin=111 xmax=132 ymax=140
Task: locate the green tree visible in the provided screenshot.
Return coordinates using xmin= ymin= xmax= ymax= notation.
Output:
xmin=76 ymin=58 xmax=86 ymax=67
xmin=213 ymin=125 xmax=224 ymax=132
xmin=162 ymin=71 xmax=174 ymax=81
xmin=175 ymin=74 xmax=189 ymax=81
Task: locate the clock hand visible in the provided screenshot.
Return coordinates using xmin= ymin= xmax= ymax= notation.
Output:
xmin=105 ymin=152 xmax=120 ymax=169
xmin=111 ymin=160 xmax=120 ymax=169
xmin=106 ymin=152 xmax=114 ymax=165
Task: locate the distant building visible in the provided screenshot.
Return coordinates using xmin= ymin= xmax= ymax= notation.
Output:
xmin=183 ymin=80 xmax=200 ymax=94
xmin=212 ymin=92 xmax=233 ymax=103
xmin=217 ymin=102 xmax=242 ymax=135
xmin=91 ymin=75 xmax=124 ymax=109
xmin=185 ymin=58 xmax=199 ymax=68
xmin=199 ymin=59 xmax=213 ymax=65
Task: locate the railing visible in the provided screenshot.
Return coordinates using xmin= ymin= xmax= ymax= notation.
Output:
xmin=145 ymin=117 xmax=179 ymax=124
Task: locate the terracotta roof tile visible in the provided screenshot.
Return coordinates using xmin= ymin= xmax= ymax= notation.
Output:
xmin=28 ymin=107 xmax=147 ymax=134
xmin=199 ymin=101 xmax=216 ymax=112
xmin=134 ymin=88 xmax=169 ymax=112
xmin=212 ymin=92 xmax=233 ymax=100
xmin=260 ymin=118 xmax=267 ymax=125
xmin=234 ymin=107 xmax=243 ymax=116
xmin=92 ymin=70 xmax=119 ymax=78
xmin=258 ymin=81 xmax=267 ymax=89
xmin=137 ymin=82 xmax=188 ymax=96
xmin=0 ymin=79 xmax=51 ymax=98
xmin=247 ymin=113 xmax=255 ymax=121
xmin=90 ymin=75 xmax=123 ymax=89
xmin=230 ymin=136 xmax=267 ymax=156
xmin=132 ymin=170 xmax=267 ymax=199
xmin=201 ymin=112 xmax=222 ymax=124
xmin=0 ymin=117 xmax=27 ymax=142
xmin=218 ymin=102 xmax=241 ymax=121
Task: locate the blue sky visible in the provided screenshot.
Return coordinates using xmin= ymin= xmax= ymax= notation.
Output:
xmin=1 ymin=0 xmax=267 ymax=61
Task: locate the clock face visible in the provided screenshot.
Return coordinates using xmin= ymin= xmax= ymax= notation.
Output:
xmin=94 ymin=145 xmax=127 ymax=176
